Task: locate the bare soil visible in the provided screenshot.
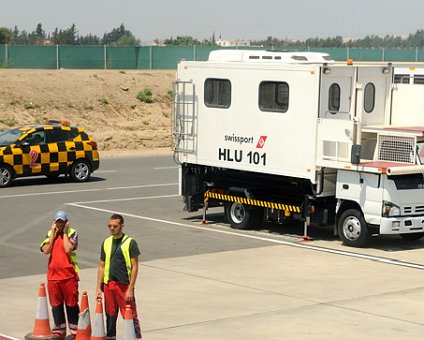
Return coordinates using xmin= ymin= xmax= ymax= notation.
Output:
xmin=0 ymin=69 xmax=176 ymax=155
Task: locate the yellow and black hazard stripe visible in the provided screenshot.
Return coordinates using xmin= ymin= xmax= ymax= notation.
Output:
xmin=204 ymin=191 xmax=301 ymax=213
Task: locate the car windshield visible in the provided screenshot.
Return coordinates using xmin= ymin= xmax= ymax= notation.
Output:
xmin=0 ymin=128 xmax=25 ymax=146
xmin=418 ymin=141 xmax=424 ymax=165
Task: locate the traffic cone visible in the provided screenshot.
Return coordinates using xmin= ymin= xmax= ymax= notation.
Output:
xmin=90 ymin=298 xmax=105 ymax=340
xmin=122 ymin=305 xmax=136 ymax=340
xmin=75 ymin=291 xmax=91 ymax=340
xmin=25 ymin=282 xmax=54 ymax=340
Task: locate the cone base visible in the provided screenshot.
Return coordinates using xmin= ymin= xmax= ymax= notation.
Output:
xmin=25 ymin=332 xmax=55 ymax=340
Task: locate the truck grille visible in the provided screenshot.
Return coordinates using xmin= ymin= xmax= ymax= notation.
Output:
xmin=403 ymin=205 xmax=424 ymax=215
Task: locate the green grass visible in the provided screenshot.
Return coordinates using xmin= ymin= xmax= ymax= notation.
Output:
xmin=137 ymin=88 xmax=153 ymax=103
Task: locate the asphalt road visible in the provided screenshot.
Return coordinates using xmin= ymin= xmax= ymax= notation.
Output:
xmin=2 ymin=153 xmax=424 ymax=339
xmin=1 ymin=153 xmax=424 ymax=280
xmin=0 ymin=153 xmax=272 ymax=280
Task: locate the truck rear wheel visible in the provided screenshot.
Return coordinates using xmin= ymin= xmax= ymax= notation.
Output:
xmin=225 ymin=202 xmax=263 ymax=230
xmin=338 ymin=208 xmax=371 ymax=247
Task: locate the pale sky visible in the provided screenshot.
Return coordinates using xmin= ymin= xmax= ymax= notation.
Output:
xmin=2 ymin=0 xmax=424 ymax=43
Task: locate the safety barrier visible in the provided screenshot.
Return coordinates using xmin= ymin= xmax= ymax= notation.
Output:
xmin=2 ymin=45 xmax=424 ymax=69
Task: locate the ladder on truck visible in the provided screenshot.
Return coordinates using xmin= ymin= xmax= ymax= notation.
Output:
xmin=173 ymin=80 xmax=196 ymax=154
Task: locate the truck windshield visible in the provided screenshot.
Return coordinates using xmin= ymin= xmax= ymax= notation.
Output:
xmin=0 ymin=128 xmax=24 ymax=146
xmin=418 ymin=141 xmax=424 ymax=165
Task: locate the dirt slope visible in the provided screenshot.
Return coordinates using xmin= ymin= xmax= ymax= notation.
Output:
xmin=0 ymin=69 xmax=176 ymax=153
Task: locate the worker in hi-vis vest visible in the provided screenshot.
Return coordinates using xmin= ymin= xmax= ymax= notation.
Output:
xmin=96 ymin=213 xmax=142 ymax=339
xmin=40 ymin=210 xmax=79 ymax=339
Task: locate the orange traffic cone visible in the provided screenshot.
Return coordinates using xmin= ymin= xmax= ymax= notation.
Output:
xmin=90 ymin=298 xmax=105 ymax=340
xmin=122 ymin=305 xmax=136 ymax=340
xmin=25 ymin=282 xmax=54 ymax=340
xmin=75 ymin=291 xmax=91 ymax=340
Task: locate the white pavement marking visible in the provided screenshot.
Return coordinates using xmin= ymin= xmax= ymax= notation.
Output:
xmin=0 ymin=333 xmax=20 ymax=340
xmin=73 ymin=194 xmax=179 ymax=204
xmin=67 ymin=202 xmax=424 ymax=271
xmin=154 ymin=166 xmax=179 ymax=170
xmin=0 ymin=183 xmax=177 ymax=199
xmin=95 ymin=170 xmax=117 ymax=173
xmin=106 ymin=183 xmax=177 ymax=190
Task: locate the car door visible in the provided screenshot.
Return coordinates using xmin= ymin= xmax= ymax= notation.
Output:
xmin=19 ymin=129 xmax=46 ymax=175
xmin=45 ymin=127 xmax=73 ymax=173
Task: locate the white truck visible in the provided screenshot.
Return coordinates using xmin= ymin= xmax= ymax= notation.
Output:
xmin=172 ymin=50 xmax=424 ymax=247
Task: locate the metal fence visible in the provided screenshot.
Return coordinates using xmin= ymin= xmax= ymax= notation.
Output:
xmin=1 ymin=45 xmax=424 ymax=69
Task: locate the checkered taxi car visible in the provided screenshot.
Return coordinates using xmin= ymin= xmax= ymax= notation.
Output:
xmin=0 ymin=121 xmax=99 ymax=187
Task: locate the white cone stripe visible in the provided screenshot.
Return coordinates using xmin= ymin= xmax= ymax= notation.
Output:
xmin=122 ymin=319 xmax=136 ymax=340
xmin=35 ymin=297 xmax=49 ymax=319
xmin=91 ymin=313 xmax=105 ymax=336
xmin=77 ymin=308 xmax=91 ymax=329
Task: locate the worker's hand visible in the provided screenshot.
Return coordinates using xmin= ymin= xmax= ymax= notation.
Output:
xmin=95 ymin=289 xmax=102 ymax=301
xmin=125 ymin=288 xmax=134 ymax=302
xmin=50 ymin=221 xmax=57 ymax=233
xmin=63 ymin=221 xmax=70 ymax=233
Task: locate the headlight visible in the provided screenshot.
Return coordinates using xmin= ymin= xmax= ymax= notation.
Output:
xmin=382 ymin=201 xmax=401 ymax=217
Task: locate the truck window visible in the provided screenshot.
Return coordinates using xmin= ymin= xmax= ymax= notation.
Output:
xmin=204 ymin=78 xmax=231 ymax=108
xmin=394 ymin=74 xmax=410 ymax=84
xmin=418 ymin=141 xmax=424 ymax=165
xmin=413 ymin=75 xmax=424 ymax=85
xmin=328 ymin=83 xmax=340 ymax=114
xmin=258 ymin=81 xmax=289 ymax=113
xmin=364 ymin=83 xmax=375 ymax=113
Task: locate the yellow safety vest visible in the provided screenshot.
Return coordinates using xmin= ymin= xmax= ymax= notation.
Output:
xmin=40 ymin=227 xmax=79 ymax=272
xmin=103 ymin=235 xmax=133 ymax=284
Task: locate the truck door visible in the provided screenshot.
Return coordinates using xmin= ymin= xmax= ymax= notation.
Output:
xmin=319 ymin=68 xmax=355 ymax=120
xmin=356 ymin=67 xmax=390 ymax=126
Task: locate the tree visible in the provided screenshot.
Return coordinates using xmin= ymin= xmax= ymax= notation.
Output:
xmin=35 ymin=23 xmax=45 ymax=39
xmin=102 ymin=24 xmax=138 ymax=45
xmin=163 ymin=36 xmax=202 ymax=46
xmin=0 ymin=27 xmax=12 ymax=44
xmin=115 ymin=34 xmax=140 ymax=46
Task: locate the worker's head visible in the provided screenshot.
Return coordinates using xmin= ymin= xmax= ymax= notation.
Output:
xmin=108 ymin=213 xmax=124 ymax=238
xmin=54 ymin=210 xmax=68 ymax=229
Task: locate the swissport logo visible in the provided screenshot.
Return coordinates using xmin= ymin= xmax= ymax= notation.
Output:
xmin=256 ymin=136 xmax=267 ymax=148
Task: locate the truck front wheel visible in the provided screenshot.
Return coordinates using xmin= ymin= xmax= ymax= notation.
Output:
xmin=225 ymin=202 xmax=263 ymax=230
xmin=338 ymin=209 xmax=371 ymax=247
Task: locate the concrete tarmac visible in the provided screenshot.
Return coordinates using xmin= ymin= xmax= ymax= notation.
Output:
xmin=1 ymin=242 xmax=424 ymax=339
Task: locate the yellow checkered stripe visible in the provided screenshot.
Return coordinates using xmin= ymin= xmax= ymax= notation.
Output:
xmin=204 ymin=191 xmax=301 ymax=213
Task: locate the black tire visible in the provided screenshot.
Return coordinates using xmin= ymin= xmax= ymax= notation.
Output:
xmin=70 ymin=160 xmax=91 ymax=182
xmin=225 ymin=202 xmax=264 ymax=230
xmin=400 ymin=233 xmax=424 ymax=241
xmin=338 ymin=208 xmax=371 ymax=247
xmin=0 ymin=164 xmax=13 ymax=187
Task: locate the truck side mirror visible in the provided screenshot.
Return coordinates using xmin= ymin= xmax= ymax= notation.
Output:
xmin=351 ymin=144 xmax=361 ymax=164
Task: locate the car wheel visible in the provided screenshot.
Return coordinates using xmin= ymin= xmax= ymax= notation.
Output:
xmin=70 ymin=160 xmax=91 ymax=182
xmin=0 ymin=165 xmax=13 ymax=187
xmin=338 ymin=208 xmax=371 ymax=247
xmin=225 ymin=202 xmax=263 ymax=230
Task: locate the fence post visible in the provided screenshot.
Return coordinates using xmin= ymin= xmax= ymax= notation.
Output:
xmin=56 ymin=45 xmax=59 ymax=69
xmin=382 ymin=48 xmax=385 ymax=61
xmin=416 ymin=47 xmax=419 ymax=62
xmin=5 ymin=44 xmax=8 ymax=66
xmin=149 ymin=45 xmax=152 ymax=70
xmin=104 ymin=45 xmax=107 ymax=69
xmin=193 ymin=45 xmax=196 ymax=61
xmin=346 ymin=47 xmax=350 ymax=60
